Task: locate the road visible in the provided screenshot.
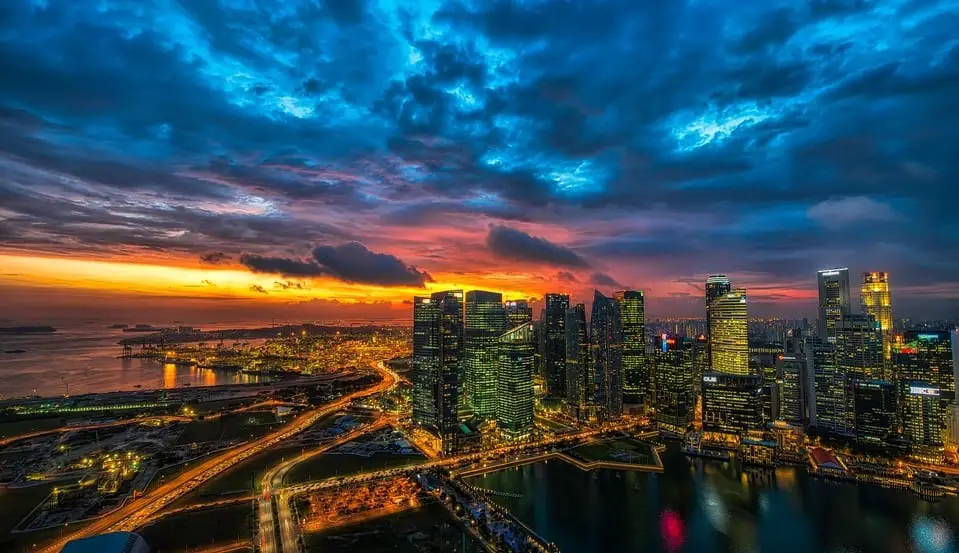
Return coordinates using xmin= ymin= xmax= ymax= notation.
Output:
xmin=37 ymin=363 xmax=397 ymax=553
xmin=261 ymin=362 xmax=401 ymax=553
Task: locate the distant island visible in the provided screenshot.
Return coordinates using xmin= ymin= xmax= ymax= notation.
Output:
xmin=0 ymin=326 xmax=56 ymax=335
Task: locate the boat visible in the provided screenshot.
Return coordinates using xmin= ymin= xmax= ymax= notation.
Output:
xmin=133 ymin=385 xmax=142 ymax=388
xmin=109 ymin=324 xmax=129 ymax=329
xmin=3 ymin=349 xmax=27 ymax=354
xmin=0 ymin=325 xmax=56 ymax=334
xmin=682 ymin=446 xmax=732 ymax=461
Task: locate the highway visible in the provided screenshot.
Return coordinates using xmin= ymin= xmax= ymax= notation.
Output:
xmin=37 ymin=362 xmax=398 ymax=553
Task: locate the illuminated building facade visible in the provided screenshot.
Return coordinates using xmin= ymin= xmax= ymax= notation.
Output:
xmin=701 ymin=372 xmax=763 ymax=434
xmin=615 ymin=290 xmax=647 ymax=406
xmin=861 ymin=272 xmax=893 ymax=360
xmin=412 ymin=296 xmax=440 ymax=428
xmin=463 ymin=291 xmax=507 ymax=421
xmin=902 ymin=382 xmax=944 ymax=455
xmin=853 ymin=380 xmax=897 ymax=445
xmin=432 ymin=290 xmax=464 ymax=455
xmin=817 ymin=268 xmax=851 ymax=342
xmin=708 ymin=289 xmax=749 ymax=375
xmin=705 ymin=275 xmax=731 ymax=369
xmin=543 ymin=293 xmax=570 ymax=400
xmin=896 ymin=330 xmax=956 ymax=432
xmin=777 ymin=352 xmax=809 ymax=427
xmin=812 ymin=339 xmax=853 ymax=436
xmin=652 ymin=335 xmax=695 ymax=433
xmin=836 ymin=313 xmax=884 ymax=382
xmin=496 ymin=322 xmax=535 ymax=440
xmin=565 ymin=303 xmax=592 ymax=421
xmin=591 ymin=290 xmax=623 ymax=418
xmin=505 ymin=299 xmax=533 ymax=327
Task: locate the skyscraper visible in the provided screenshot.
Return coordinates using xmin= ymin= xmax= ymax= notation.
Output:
xmin=505 ymin=299 xmax=533 ymax=327
xmin=565 ymin=303 xmax=592 ymax=421
xmin=463 ymin=291 xmax=507 ymax=420
xmin=817 ymin=268 xmax=851 ymax=342
xmin=412 ymin=296 xmax=440 ymax=428
xmin=652 ymin=335 xmax=695 ymax=433
xmin=497 ymin=322 xmax=535 ymax=440
xmin=591 ymin=290 xmax=623 ymax=417
xmin=708 ymin=289 xmax=749 ymax=375
xmin=701 ymin=372 xmax=764 ymax=434
xmin=615 ymin=290 xmax=647 ymax=406
xmin=433 ymin=290 xmax=464 ymax=455
xmin=853 ymin=380 xmax=897 ymax=445
xmin=861 ymin=272 xmax=893 ymax=360
xmin=835 ymin=313 xmax=884 ymax=382
xmin=896 ymin=331 xmax=956 ymax=434
xmin=812 ymin=338 xmax=852 ymax=436
xmin=777 ymin=352 xmax=809 ymax=427
xmin=543 ymin=293 xmax=570 ymax=399
xmin=902 ymin=382 xmax=944 ymax=461
xmin=705 ymin=275 xmax=731 ymax=368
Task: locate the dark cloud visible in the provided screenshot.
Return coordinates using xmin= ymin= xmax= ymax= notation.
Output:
xmin=248 ymin=284 xmax=268 ymax=295
xmin=200 ymin=252 xmax=231 ymax=265
xmin=486 ymin=225 xmax=590 ymax=268
xmin=240 ymin=255 xmax=324 ymax=277
xmin=556 ymin=271 xmax=579 ymax=283
xmin=311 ymin=242 xmax=432 ymax=287
xmin=274 ymin=280 xmax=306 ymax=290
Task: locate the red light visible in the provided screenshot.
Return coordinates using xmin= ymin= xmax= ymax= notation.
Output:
xmin=660 ymin=509 xmax=685 ymax=552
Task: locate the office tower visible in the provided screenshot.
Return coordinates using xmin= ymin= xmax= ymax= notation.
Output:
xmin=433 ymin=291 xmax=464 ymax=454
xmin=565 ymin=303 xmax=592 ymax=421
xmin=861 ymin=272 xmax=893 ymax=360
xmin=902 ymin=382 xmax=944 ymax=460
xmin=777 ymin=352 xmax=808 ymax=427
xmin=505 ymin=299 xmax=533 ymax=326
xmin=817 ymin=268 xmax=851 ymax=341
xmin=412 ymin=296 xmax=440 ymax=428
xmin=463 ymin=291 xmax=507 ymax=420
xmin=708 ymin=288 xmax=749 ymax=375
xmin=497 ymin=322 xmax=535 ymax=440
xmin=853 ymin=380 xmax=897 ymax=445
xmin=652 ymin=335 xmax=695 ymax=433
xmin=750 ymin=342 xmax=783 ymax=383
xmin=705 ymin=275 xmax=732 ymax=368
xmin=616 ymin=290 xmax=648 ymax=406
xmin=812 ymin=339 xmax=852 ymax=436
xmin=591 ymin=290 xmax=624 ymax=418
xmin=836 ymin=313 xmax=884 ymax=381
xmin=701 ymin=372 xmax=764 ymax=434
xmin=896 ymin=331 xmax=956 ymax=432
xmin=543 ymin=293 xmax=570 ymax=399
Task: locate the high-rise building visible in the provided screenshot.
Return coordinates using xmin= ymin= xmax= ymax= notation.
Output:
xmin=817 ymin=268 xmax=851 ymax=342
xmin=412 ymin=296 xmax=440 ymax=429
xmin=777 ymin=352 xmax=809 ymax=427
xmin=701 ymin=372 xmax=764 ymax=434
xmin=705 ymin=275 xmax=732 ymax=368
xmin=543 ymin=293 xmax=570 ymax=400
xmin=433 ymin=290 xmax=464 ymax=455
xmin=861 ymin=272 xmax=893 ymax=360
xmin=708 ymin=289 xmax=749 ymax=375
xmin=652 ymin=335 xmax=695 ymax=433
xmin=902 ymin=382 xmax=944 ymax=460
xmin=896 ymin=331 xmax=956 ymax=433
xmin=812 ymin=338 xmax=852 ymax=436
xmin=565 ymin=303 xmax=592 ymax=421
xmin=836 ymin=313 xmax=884 ymax=382
xmin=853 ymin=380 xmax=897 ymax=446
xmin=505 ymin=299 xmax=533 ymax=327
xmin=591 ymin=290 xmax=623 ymax=418
xmin=497 ymin=322 xmax=535 ymax=440
xmin=463 ymin=291 xmax=507 ymax=420
xmin=615 ymin=290 xmax=647 ymax=406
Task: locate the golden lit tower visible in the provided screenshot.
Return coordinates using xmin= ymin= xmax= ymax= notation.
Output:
xmin=708 ymin=288 xmax=749 ymax=375
xmin=861 ymin=272 xmax=893 ymax=360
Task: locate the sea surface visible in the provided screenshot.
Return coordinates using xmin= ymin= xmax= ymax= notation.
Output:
xmin=0 ymin=320 xmax=278 ymax=399
xmin=468 ymin=443 xmax=959 ymax=553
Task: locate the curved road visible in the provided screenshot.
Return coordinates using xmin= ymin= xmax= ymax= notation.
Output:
xmin=37 ymin=363 xmax=397 ymax=553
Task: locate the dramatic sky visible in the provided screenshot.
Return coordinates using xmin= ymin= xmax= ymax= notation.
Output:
xmin=1 ymin=0 xmax=958 ymax=323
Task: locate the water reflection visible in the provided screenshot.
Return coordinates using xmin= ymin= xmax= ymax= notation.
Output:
xmin=467 ymin=443 xmax=959 ymax=553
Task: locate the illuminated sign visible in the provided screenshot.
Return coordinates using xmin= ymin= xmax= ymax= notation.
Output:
xmin=917 ymin=334 xmax=941 ymax=340
xmin=819 ymin=269 xmax=846 ymax=276
xmin=453 ymin=292 xmax=463 ymax=298
xmin=662 ymin=340 xmax=669 ymax=353
xmin=703 ymin=376 xmax=718 ymax=383
xmin=420 ymin=298 xmax=431 ymax=304
xmin=506 ymin=301 xmax=517 ymax=307
xmin=910 ymin=386 xmax=940 ymax=396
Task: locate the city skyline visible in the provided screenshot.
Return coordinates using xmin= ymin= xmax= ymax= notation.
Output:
xmin=2 ymin=0 xmax=959 ymax=323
